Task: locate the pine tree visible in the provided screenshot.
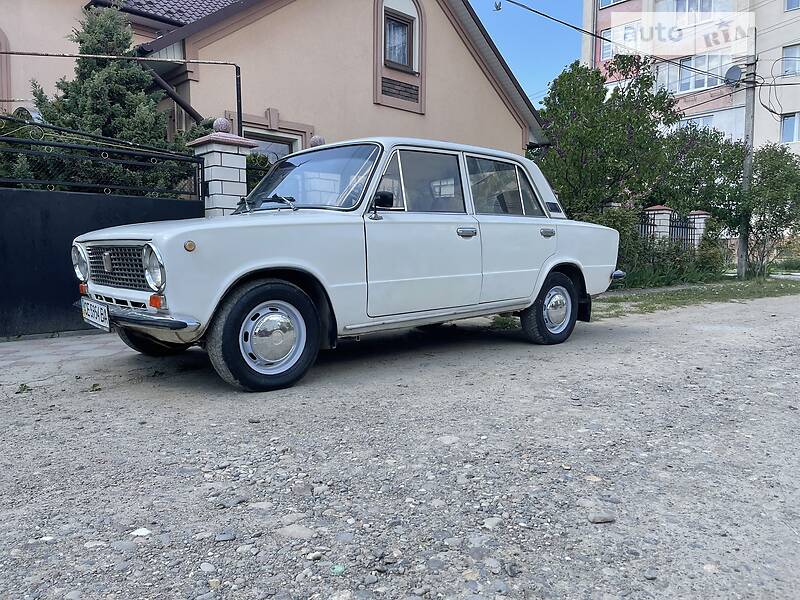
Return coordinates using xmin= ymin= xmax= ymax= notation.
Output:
xmin=32 ymin=5 xmax=171 ymax=148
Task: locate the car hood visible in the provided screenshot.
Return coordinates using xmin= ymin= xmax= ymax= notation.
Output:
xmin=74 ymin=209 xmax=355 ymax=244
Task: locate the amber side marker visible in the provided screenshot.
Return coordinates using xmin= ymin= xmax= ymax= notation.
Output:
xmin=149 ymin=294 xmax=164 ymax=309
xmin=79 ymin=283 xmax=88 ymax=295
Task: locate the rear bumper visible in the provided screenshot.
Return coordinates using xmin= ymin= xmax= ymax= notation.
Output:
xmin=75 ymin=300 xmax=200 ymax=332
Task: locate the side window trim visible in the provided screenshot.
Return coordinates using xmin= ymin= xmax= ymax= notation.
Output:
xmin=394 ymin=150 xmax=409 ymax=212
xmin=514 ymin=166 xmax=528 ymax=216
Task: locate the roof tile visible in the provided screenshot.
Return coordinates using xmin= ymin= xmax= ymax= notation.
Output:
xmin=123 ymin=0 xmax=239 ymax=25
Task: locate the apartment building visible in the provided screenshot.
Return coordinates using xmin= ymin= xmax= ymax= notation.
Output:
xmin=581 ymin=0 xmax=800 ymax=153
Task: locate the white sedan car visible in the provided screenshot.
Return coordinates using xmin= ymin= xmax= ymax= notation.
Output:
xmin=71 ymin=138 xmax=622 ymax=391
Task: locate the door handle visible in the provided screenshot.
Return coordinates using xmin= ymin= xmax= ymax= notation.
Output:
xmin=457 ymin=227 xmax=478 ymax=238
xmin=540 ymin=228 xmax=556 ymax=238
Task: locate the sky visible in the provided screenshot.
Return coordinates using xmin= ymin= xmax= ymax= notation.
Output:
xmin=468 ymin=0 xmax=584 ymax=106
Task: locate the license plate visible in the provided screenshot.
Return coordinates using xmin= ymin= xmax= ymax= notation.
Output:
xmin=81 ymin=298 xmax=110 ymax=332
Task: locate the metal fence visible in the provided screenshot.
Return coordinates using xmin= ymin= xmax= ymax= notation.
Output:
xmin=640 ymin=210 xmax=701 ymax=250
xmin=669 ymin=213 xmax=696 ymax=251
xmin=640 ymin=211 xmax=657 ymax=239
xmin=0 ymin=115 xmax=203 ymax=199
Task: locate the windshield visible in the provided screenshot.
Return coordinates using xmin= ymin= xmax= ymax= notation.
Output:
xmin=243 ymin=143 xmax=380 ymax=211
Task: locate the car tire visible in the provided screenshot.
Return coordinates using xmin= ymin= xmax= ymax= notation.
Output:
xmin=117 ymin=328 xmax=193 ymax=356
xmin=520 ymin=272 xmax=578 ymax=345
xmin=206 ymin=279 xmax=321 ymax=392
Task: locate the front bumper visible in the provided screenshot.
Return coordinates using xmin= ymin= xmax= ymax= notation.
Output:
xmin=76 ymin=300 xmax=200 ymax=331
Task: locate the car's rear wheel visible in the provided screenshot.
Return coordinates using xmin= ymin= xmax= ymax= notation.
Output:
xmin=520 ymin=272 xmax=578 ymax=345
xmin=206 ymin=280 xmax=320 ymax=392
xmin=117 ymin=328 xmax=192 ymax=356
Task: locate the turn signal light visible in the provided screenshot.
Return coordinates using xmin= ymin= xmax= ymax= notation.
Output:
xmin=79 ymin=283 xmax=88 ymax=295
xmin=149 ymin=294 xmax=164 ymax=309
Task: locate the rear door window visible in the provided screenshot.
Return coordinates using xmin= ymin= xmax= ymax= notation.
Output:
xmin=466 ymin=157 xmax=524 ymax=216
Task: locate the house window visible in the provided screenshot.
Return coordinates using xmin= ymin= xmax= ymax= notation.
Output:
xmin=385 ymin=9 xmax=414 ymax=70
xmin=782 ymin=113 xmax=799 ymax=143
xmin=599 ymin=0 xmax=627 ymax=8
xmin=601 ymin=29 xmax=613 ymax=60
xmin=600 ymin=22 xmax=640 ymax=61
xmin=787 ymin=0 xmax=799 ymax=11
xmin=244 ymin=130 xmax=300 ymax=162
xmin=374 ymin=0 xmax=425 ymax=113
xmin=677 ymin=53 xmax=725 ymax=93
xmin=783 ymin=44 xmax=800 ymax=76
xmin=679 ymin=114 xmax=713 ymax=129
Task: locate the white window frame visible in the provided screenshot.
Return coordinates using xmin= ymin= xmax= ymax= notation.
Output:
xmin=675 ymin=0 xmax=718 ymax=26
xmin=782 ymin=113 xmax=800 ymax=143
xmin=600 ymin=21 xmax=641 ymax=61
xmin=676 ymin=52 xmax=726 ymax=94
xmin=783 ymin=44 xmax=800 ymax=76
xmin=601 ymin=28 xmax=613 ymax=60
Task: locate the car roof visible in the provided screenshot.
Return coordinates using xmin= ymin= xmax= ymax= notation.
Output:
xmin=293 ymin=137 xmax=531 ymax=164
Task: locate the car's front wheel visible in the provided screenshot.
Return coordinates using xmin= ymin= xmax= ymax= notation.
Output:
xmin=206 ymin=280 xmax=321 ymax=392
xmin=520 ymin=272 xmax=578 ymax=345
xmin=117 ymin=328 xmax=193 ymax=356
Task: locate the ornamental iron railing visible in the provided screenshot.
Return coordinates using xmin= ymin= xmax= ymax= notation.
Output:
xmin=0 ymin=114 xmax=202 ymax=199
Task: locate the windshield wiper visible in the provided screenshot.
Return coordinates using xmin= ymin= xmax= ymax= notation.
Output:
xmin=261 ymin=194 xmax=298 ymax=211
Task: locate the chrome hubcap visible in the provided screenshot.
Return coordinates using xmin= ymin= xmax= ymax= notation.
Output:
xmin=543 ymin=285 xmax=572 ymax=334
xmin=240 ymin=301 xmax=306 ymax=375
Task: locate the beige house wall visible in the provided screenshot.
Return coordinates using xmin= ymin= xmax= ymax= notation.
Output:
xmin=0 ymin=0 xmax=85 ymax=108
xmin=0 ymin=0 xmax=158 ymax=113
xmin=187 ymin=0 xmax=528 ymax=154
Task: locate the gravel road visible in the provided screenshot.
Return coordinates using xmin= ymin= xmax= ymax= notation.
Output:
xmin=1 ymin=296 xmax=799 ymax=600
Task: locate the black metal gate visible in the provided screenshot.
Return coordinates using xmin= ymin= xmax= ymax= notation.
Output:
xmin=0 ymin=115 xmax=205 ymax=337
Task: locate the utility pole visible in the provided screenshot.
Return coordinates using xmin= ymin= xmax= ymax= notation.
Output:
xmin=737 ymin=35 xmax=757 ymax=279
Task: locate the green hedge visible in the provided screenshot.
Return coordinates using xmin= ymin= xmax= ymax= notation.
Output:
xmin=589 ymin=209 xmax=726 ymax=288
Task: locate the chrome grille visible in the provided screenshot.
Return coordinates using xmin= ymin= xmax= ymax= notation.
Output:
xmin=87 ymin=245 xmax=149 ymax=291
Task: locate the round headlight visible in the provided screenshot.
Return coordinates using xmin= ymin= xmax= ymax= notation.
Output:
xmin=71 ymin=244 xmax=89 ymax=282
xmin=142 ymin=243 xmax=166 ymax=292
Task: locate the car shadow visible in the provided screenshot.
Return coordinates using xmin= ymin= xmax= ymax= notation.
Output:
xmin=107 ymin=318 xmax=627 ymax=395
xmin=316 ymin=322 xmax=529 ymax=367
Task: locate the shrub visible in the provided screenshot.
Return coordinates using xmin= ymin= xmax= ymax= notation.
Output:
xmin=591 ymin=209 xmax=725 ymax=288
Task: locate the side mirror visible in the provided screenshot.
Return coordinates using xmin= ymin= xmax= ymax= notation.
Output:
xmin=374 ymin=191 xmax=394 ymax=208
xmin=369 ymin=191 xmax=394 ymax=220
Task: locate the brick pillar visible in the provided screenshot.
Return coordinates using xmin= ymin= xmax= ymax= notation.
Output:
xmin=187 ymin=117 xmax=259 ymax=217
xmin=688 ymin=210 xmax=712 ymax=247
xmin=643 ymin=205 xmax=674 ymax=238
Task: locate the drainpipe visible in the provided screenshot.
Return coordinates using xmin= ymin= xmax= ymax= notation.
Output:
xmin=146 ymin=66 xmax=205 ymax=125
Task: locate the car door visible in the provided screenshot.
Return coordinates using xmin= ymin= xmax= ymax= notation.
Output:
xmin=466 ymin=155 xmax=556 ymax=303
xmin=364 ymin=149 xmax=482 ymax=317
